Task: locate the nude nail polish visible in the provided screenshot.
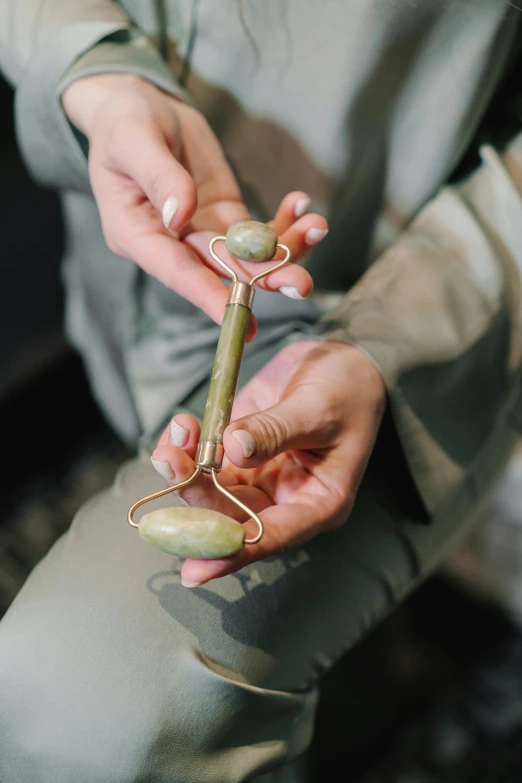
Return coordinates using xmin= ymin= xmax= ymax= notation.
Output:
xmin=294 ymin=197 xmax=311 ymax=218
xmin=170 ymin=419 xmax=189 ymax=447
xmin=279 ymin=286 xmax=305 ymax=300
xmin=162 ymin=196 xmax=179 ymax=229
xmin=305 ymin=227 xmax=328 ymax=245
xmin=151 ymin=458 xmax=175 ymax=481
xmin=232 ymin=430 xmax=256 ymax=458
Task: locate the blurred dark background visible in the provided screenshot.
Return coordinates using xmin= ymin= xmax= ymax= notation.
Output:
xmin=0 ymin=75 xmax=64 ymax=402
xmin=0 ymin=74 xmax=130 ymax=607
xmin=2 ymin=73 xmax=522 ymax=782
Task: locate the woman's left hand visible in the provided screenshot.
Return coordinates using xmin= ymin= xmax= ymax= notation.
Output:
xmin=150 ymin=340 xmax=386 ymax=587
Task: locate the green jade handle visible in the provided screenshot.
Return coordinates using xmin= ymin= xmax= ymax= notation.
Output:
xmin=196 ymin=299 xmax=251 ymax=469
xmin=133 ymin=220 xmax=283 ymax=560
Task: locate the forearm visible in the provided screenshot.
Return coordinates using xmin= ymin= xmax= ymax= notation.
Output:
xmin=0 ymin=0 xmax=186 ymax=191
xmin=0 ymin=0 xmax=130 ymax=83
xmin=319 ymin=137 xmax=522 ymax=512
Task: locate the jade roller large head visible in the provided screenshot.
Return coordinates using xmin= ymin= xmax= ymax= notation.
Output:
xmin=127 ymin=221 xmax=292 ymax=559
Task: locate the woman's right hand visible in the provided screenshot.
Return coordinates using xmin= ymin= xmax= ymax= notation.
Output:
xmin=62 ymin=74 xmax=328 ymax=333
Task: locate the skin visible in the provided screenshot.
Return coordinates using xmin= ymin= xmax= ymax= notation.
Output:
xmin=63 ymin=74 xmax=386 ymax=582
xmin=62 ymin=74 xmax=328 ymax=340
xmin=152 ymin=340 xmax=386 ymax=587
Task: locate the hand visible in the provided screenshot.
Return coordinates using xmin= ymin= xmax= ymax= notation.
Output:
xmin=62 ymin=74 xmax=328 ymax=337
xmin=150 ymin=340 xmax=386 ymax=587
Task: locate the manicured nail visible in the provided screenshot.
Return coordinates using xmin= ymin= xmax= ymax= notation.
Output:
xmin=151 ymin=457 xmax=175 ymax=481
xmin=279 ymin=286 xmax=305 ymax=300
xmin=294 ymin=197 xmax=311 ymax=218
xmin=170 ymin=419 xmax=189 ymax=447
xmin=162 ymin=196 xmax=179 ymax=229
xmin=305 ymin=227 xmax=328 ymax=246
xmin=182 ymin=577 xmax=202 ymax=588
xmin=232 ymin=429 xmax=256 ymax=458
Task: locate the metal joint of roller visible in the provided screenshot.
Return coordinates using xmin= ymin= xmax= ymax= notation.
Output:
xmin=196 ymin=441 xmax=225 ymax=472
xmin=227 ymin=282 xmax=255 ymax=308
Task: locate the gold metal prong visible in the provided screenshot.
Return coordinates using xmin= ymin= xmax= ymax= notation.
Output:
xmin=211 ymin=469 xmax=264 ymax=545
xmin=127 ymin=467 xmax=201 ymax=528
xmin=249 ymin=244 xmax=291 ymax=286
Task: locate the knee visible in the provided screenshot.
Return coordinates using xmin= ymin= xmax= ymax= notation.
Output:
xmin=136 ymin=648 xmax=314 ymax=782
xmin=0 ymin=632 xmax=311 ymax=783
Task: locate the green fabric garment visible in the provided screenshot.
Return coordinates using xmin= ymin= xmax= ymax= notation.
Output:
xmin=0 ymin=339 xmax=516 ymax=782
xmin=1 ymin=0 xmax=521 ymax=520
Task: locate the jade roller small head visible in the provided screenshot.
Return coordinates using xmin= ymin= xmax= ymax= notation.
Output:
xmin=127 ymin=221 xmax=292 ymax=560
xmin=225 ymin=221 xmax=278 ymax=262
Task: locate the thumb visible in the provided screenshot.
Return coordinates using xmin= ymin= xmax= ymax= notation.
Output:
xmin=122 ymin=123 xmax=198 ymax=233
xmin=224 ymin=397 xmax=331 ymax=468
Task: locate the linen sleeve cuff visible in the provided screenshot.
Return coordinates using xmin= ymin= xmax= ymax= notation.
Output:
xmin=15 ymin=23 xmax=188 ymax=192
xmin=318 ymin=142 xmax=522 ymax=513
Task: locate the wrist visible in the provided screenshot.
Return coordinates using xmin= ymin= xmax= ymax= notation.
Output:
xmin=335 ymin=340 xmax=386 ymax=389
xmin=61 ymin=73 xmax=164 ymax=138
xmin=316 ymin=340 xmax=387 ymax=407
xmin=280 ymin=338 xmax=386 ymax=408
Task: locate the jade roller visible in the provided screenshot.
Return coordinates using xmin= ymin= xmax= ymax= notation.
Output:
xmin=127 ymin=221 xmax=292 ymax=559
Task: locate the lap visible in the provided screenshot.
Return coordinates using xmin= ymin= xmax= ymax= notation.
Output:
xmin=0 ymin=446 xmax=474 ymax=782
xmin=0 ymin=337 xmax=479 ymax=782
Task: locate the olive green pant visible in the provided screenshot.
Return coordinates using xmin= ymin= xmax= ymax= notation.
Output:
xmin=0 ymin=342 xmax=482 ymax=783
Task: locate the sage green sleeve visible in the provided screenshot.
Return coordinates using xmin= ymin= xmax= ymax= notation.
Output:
xmin=319 ymin=137 xmax=522 ymax=515
xmin=0 ymin=1 xmax=187 ymax=191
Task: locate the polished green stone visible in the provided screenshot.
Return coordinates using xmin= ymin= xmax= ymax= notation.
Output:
xmin=139 ymin=506 xmax=245 ymax=559
xmin=200 ymin=303 xmax=250 ymax=445
xmin=225 ymin=221 xmax=278 ymax=262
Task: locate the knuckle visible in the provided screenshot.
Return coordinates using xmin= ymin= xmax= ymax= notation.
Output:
xmin=145 ymin=169 xmax=167 ymax=206
xmin=104 ymin=231 xmax=123 ymax=257
xmin=181 ymin=103 xmax=207 ymax=130
xmin=254 ymin=412 xmax=289 ymax=458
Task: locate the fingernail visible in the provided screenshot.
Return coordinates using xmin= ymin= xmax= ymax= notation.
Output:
xmin=162 ymin=196 xmax=179 ymax=229
xmin=182 ymin=577 xmax=202 ymax=588
xmin=279 ymin=286 xmax=305 ymax=300
xmin=151 ymin=457 xmax=175 ymax=481
xmin=170 ymin=419 xmax=189 ymax=447
xmin=305 ymin=227 xmax=328 ymax=246
xmin=232 ymin=429 xmax=256 ymax=458
xmin=294 ymin=197 xmax=311 ymax=218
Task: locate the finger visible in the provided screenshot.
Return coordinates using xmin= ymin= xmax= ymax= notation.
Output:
xmin=181 ymin=427 xmax=376 ymax=586
xmin=150 ymin=437 xmax=267 ymax=516
xmin=155 ymin=414 xmax=200 ymax=455
xmin=190 ymin=199 xmax=252 ymax=236
xmin=180 ymin=499 xmax=339 ymax=587
xmin=277 ymin=213 xmax=329 ymax=262
xmin=93 ymin=173 xmax=259 ymax=339
xmin=184 ymin=231 xmax=315 ymax=300
xmin=108 ymin=120 xmax=198 ymax=235
xmin=269 ymin=191 xmax=311 ymax=235
xmin=179 ymin=480 xmax=268 ymax=522
xmin=150 ymin=442 xmax=198 ymax=485
xmin=223 ymin=394 xmax=337 ymax=468
xmin=139 ymin=233 xmax=235 ymax=322
xmin=223 ymin=210 xmax=328 ymax=293
xmin=175 ymin=106 xmax=252 ymax=234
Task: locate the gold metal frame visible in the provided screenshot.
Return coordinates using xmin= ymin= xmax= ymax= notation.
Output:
xmin=127 ymin=237 xmax=291 ymax=547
